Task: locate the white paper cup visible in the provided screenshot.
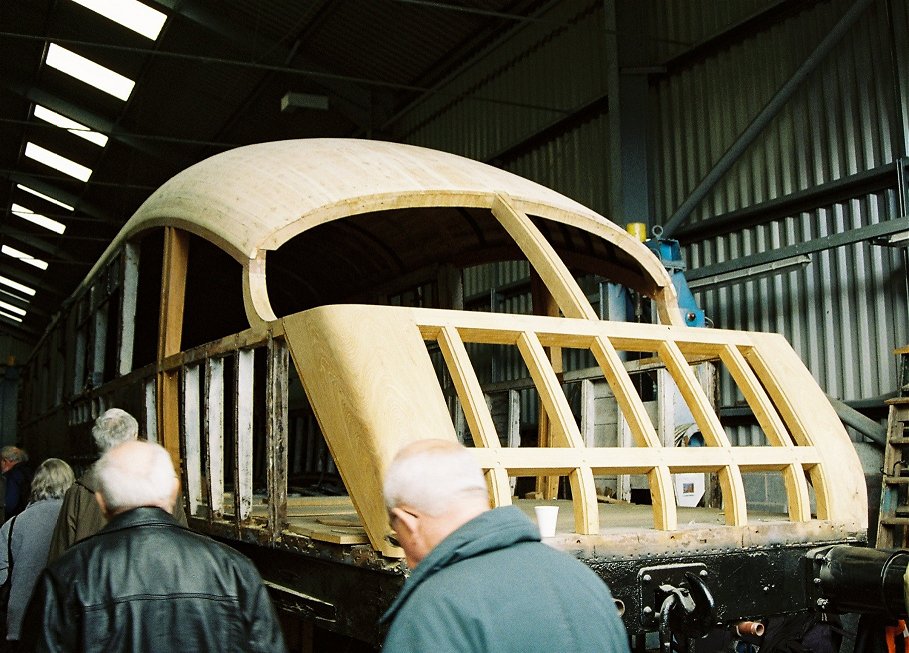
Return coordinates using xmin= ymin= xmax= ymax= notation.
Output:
xmin=534 ymin=505 xmax=559 ymax=538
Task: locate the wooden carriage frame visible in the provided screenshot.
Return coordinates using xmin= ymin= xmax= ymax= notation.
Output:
xmin=20 ymin=140 xmax=867 ymax=639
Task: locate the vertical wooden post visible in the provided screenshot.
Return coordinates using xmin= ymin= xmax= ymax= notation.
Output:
xmin=531 ymin=270 xmax=562 ymax=499
xmin=182 ymin=364 xmax=202 ymax=517
xmin=234 ymin=348 xmax=255 ymax=529
xmin=118 ymin=243 xmax=140 ymax=376
xmin=204 ymin=357 xmax=225 ymax=520
xmin=266 ymin=336 xmax=289 ymax=542
xmin=156 ymin=227 xmax=189 ymax=465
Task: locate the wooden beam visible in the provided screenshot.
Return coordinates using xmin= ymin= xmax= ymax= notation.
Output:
xmin=156 ymin=227 xmax=189 ymax=464
xmin=436 ymin=326 xmax=512 ymax=506
xmin=266 ymin=336 xmax=290 ymax=542
xmin=204 ymin=356 xmax=225 ymax=519
xmin=517 ymin=331 xmax=598 ymax=534
xmin=492 ymin=194 xmax=597 ymax=320
xmin=531 ymin=270 xmax=562 ymax=499
xmin=658 ymin=340 xmax=747 ymax=526
xmin=718 ymin=344 xmax=811 ymax=522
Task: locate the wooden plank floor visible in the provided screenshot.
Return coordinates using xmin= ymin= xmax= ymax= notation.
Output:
xmin=215 ymin=494 xmax=819 ymax=550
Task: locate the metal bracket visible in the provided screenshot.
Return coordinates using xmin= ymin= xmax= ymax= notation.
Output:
xmin=638 ymin=562 xmax=709 ymax=627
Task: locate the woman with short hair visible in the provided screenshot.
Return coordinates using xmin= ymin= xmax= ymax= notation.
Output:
xmin=0 ymin=458 xmax=74 ymax=649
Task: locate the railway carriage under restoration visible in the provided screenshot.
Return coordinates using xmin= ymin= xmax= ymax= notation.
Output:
xmin=19 ymin=139 xmax=873 ymax=647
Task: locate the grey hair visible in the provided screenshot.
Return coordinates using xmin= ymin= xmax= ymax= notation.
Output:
xmin=30 ymin=458 xmax=75 ymax=502
xmin=1 ymin=446 xmax=28 ymax=464
xmin=92 ymin=408 xmax=139 ymax=453
xmin=95 ymin=440 xmax=178 ymax=513
xmin=383 ymin=440 xmax=488 ymax=517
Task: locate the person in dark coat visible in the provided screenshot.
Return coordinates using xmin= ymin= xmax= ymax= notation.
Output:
xmin=380 ymin=439 xmax=630 ymax=653
xmin=23 ymin=440 xmax=285 ymax=653
xmin=0 ymin=458 xmax=74 ymax=647
xmin=0 ymin=447 xmax=32 ymax=521
xmin=47 ymin=408 xmax=186 ymax=562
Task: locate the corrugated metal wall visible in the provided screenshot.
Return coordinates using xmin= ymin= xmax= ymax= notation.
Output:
xmin=396 ymin=0 xmax=909 ymax=427
xmin=399 ymin=0 xmax=614 ymax=213
xmin=650 ymin=0 xmax=909 ymax=411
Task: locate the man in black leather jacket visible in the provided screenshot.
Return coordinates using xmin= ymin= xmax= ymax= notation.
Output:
xmin=22 ymin=440 xmax=285 ymax=652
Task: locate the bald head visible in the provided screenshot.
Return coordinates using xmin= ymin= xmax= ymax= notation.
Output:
xmin=383 ymin=439 xmax=490 ymax=568
xmin=384 ymin=439 xmax=489 ymax=517
xmin=95 ymin=440 xmax=179 ymax=517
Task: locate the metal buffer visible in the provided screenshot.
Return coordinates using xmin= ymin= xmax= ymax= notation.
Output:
xmin=877 ymin=346 xmax=909 ymax=549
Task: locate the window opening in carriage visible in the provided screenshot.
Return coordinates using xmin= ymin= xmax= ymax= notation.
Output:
xmin=63 ymin=250 xmax=132 ymax=391
xmin=181 ymin=234 xmax=247 ymax=351
xmin=132 ymin=230 xmax=164 ymax=370
xmin=425 ymin=328 xmax=751 ymax=520
xmin=691 ymin=344 xmax=819 ymax=519
xmin=265 ymin=206 xmax=525 ymax=316
xmin=286 ymin=365 xmax=345 ymax=498
xmin=179 ymin=337 xmax=350 ymax=531
xmin=265 ymin=206 xmax=661 ymax=324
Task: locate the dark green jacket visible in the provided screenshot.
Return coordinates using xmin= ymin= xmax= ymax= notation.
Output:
xmin=381 ymin=506 xmax=630 ymax=652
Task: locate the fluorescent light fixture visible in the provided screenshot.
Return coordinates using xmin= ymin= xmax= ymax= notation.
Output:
xmin=0 ymin=311 xmax=23 ymax=324
xmin=16 ymin=184 xmax=74 ymax=211
xmin=11 ymin=203 xmax=67 ymax=235
xmin=280 ymin=92 xmax=330 ymax=113
xmin=0 ymin=301 xmax=26 ymax=317
xmin=45 ymin=44 xmax=135 ymax=101
xmin=69 ymin=0 xmax=167 ymax=40
xmin=2 ymin=245 xmax=49 ymax=271
xmin=34 ymin=104 xmax=108 ymax=147
xmin=0 ymin=275 xmax=36 ymax=297
xmin=687 ymin=254 xmax=812 ymax=290
xmin=24 ymin=142 xmax=92 ymax=182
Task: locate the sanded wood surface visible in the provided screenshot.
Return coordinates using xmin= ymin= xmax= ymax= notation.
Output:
xmin=282 ymin=303 xmax=867 ymax=552
xmin=80 ymin=139 xmax=679 ymax=326
xmin=492 ymin=194 xmax=597 ymax=321
xmin=283 ymin=306 xmax=460 ymax=557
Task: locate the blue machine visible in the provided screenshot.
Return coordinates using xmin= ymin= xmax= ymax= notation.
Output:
xmin=643 ymin=225 xmax=706 ymax=328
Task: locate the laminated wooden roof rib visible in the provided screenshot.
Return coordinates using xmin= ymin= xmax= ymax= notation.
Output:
xmin=81 ymin=138 xmax=680 ymax=323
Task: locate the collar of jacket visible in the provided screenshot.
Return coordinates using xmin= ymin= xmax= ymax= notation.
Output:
xmin=98 ymin=506 xmax=186 ymax=536
xmin=380 ymin=505 xmax=539 ymax=624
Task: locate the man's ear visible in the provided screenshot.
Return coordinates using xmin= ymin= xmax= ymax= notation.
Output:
xmin=94 ymin=491 xmax=111 ymax=520
xmin=390 ymin=507 xmax=420 ymax=537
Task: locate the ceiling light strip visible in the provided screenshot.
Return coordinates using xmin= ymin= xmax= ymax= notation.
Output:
xmin=16 ymin=184 xmax=74 ymax=211
xmin=45 ymin=44 xmax=135 ymax=101
xmin=0 ymin=311 xmax=23 ymax=324
xmin=0 ymin=276 xmax=35 ymax=297
xmin=69 ymin=0 xmax=167 ymax=41
xmin=1 ymin=245 xmax=49 ymax=271
xmin=11 ymin=204 xmax=67 ymax=234
xmin=34 ymin=104 xmax=108 ymax=147
xmin=24 ymin=142 xmax=92 ymax=182
xmin=0 ymin=300 xmax=26 ymax=317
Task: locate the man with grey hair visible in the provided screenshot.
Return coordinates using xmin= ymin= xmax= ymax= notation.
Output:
xmin=48 ymin=408 xmax=186 ymax=561
xmin=380 ymin=439 xmax=630 ymax=652
xmin=24 ymin=440 xmax=285 ymax=652
xmin=0 ymin=446 xmax=32 ymax=521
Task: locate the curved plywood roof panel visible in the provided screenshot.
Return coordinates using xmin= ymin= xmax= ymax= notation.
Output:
xmin=86 ymin=139 xmax=680 ymax=324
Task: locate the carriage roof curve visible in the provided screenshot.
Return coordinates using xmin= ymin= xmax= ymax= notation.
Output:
xmin=82 ymin=139 xmax=682 ymax=325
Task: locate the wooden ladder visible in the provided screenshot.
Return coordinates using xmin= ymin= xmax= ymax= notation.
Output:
xmin=877 ymin=346 xmax=909 ymax=549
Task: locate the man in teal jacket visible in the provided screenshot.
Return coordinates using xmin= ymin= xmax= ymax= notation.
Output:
xmin=380 ymin=439 xmax=630 ymax=653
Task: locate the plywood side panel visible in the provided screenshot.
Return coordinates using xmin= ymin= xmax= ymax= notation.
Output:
xmin=283 ymin=306 xmax=459 ymax=555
